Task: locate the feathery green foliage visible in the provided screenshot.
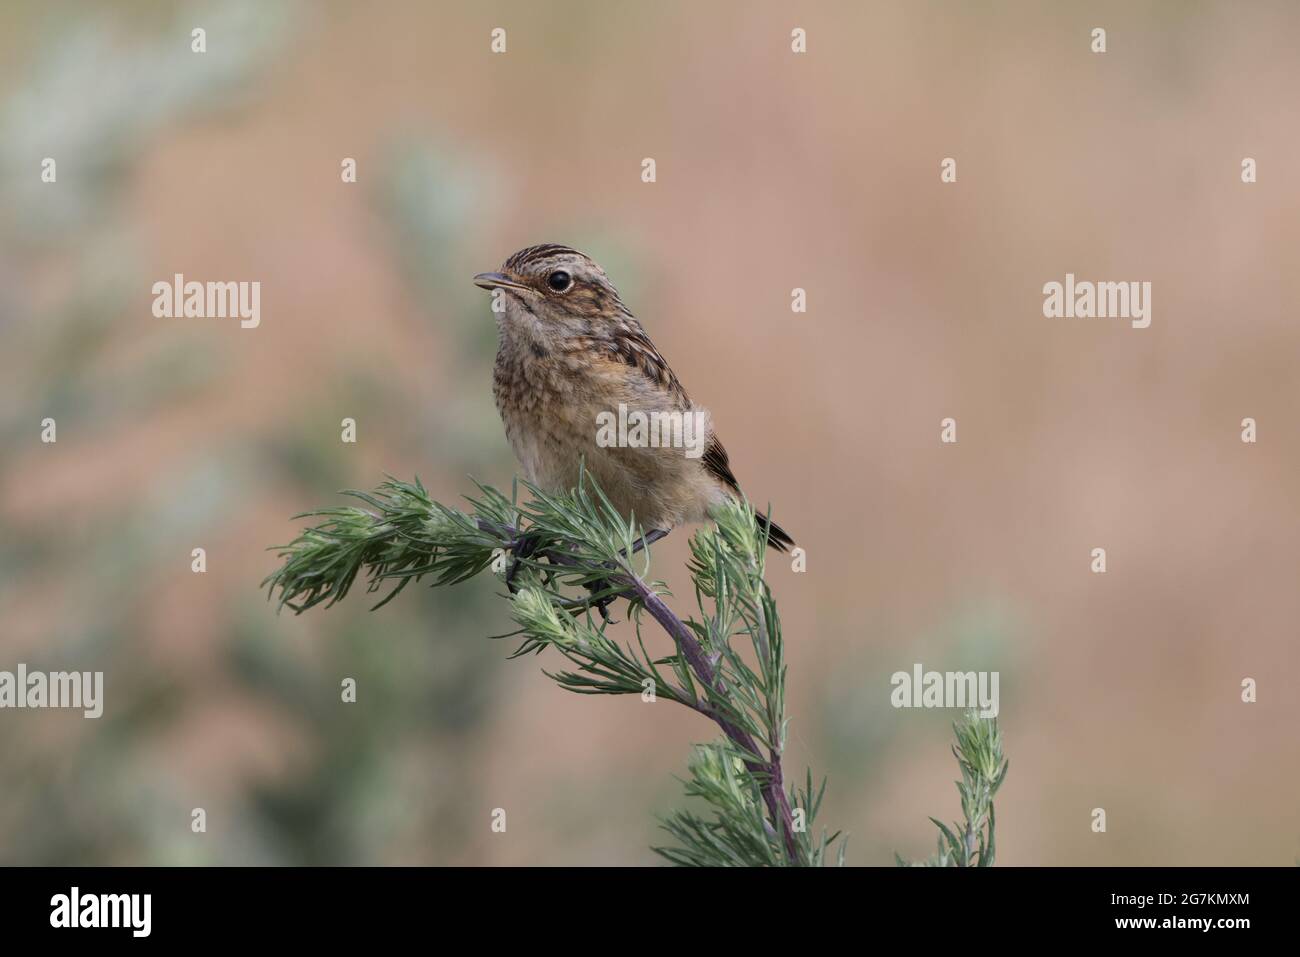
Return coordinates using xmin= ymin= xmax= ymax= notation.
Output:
xmin=265 ymin=472 xmax=1005 ymax=866
xmin=899 ymin=711 xmax=1008 ymax=867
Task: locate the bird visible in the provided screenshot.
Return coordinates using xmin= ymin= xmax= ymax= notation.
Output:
xmin=474 ymin=243 xmax=794 ymax=556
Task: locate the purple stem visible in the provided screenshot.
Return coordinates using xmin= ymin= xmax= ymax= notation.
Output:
xmin=616 ymin=569 xmax=803 ymax=866
xmin=487 ymin=519 xmax=804 ymax=865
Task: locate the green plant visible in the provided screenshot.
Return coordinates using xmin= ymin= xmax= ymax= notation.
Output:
xmin=263 ymin=472 xmax=1007 ymax=866
xmin=899 ymin=711 xmax=1008 ymax=867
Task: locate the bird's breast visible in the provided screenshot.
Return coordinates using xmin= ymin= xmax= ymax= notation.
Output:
xmin=493 ymin=345 xmax=589 ymax=487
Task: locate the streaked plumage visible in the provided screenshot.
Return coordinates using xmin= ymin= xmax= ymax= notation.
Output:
xmin=476 ymin=244 xmax=793 ymax=551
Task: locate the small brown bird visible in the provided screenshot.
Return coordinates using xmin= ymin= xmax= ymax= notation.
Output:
xmin=474 ymin=243 xmax=793 ymax=552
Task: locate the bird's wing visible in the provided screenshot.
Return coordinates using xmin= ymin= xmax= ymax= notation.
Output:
xmin=606 ymin=323 xmax=691 ymax=406
xmin=701 ymin=433 xmax=741 ymax=494
xmin=589 ymin=320 xmax=740 ymax=494
xmin=569 ymin=320 xmax=796 ymax=551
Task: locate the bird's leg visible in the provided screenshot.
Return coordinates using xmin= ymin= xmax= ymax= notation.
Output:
xmin=583 ymin=529 xmax=671 ymax=622
xmin=541 ymin=548 xmax=622 ymax=622
xmin=540 ymin=529 xmax=671 ymax=622
xmin=626 ymin=528 xmax=669 ymax=557
xmin=581 ymin=579 xmax=621 ymax=624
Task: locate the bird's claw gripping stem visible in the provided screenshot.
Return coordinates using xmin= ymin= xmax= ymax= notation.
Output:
xmin=509 ymin=528 xmax=670 ymax=622
xmin=504 ymin=535 xmax=540 ymax=593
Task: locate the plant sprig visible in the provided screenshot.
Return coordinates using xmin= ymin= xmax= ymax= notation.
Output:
xmin=263 ymin=471 xmax=834 ymax=865
xmin=898 ymin=711 xmax=1009 ymax=867
xmin=265 ymin=471 xmax=1006 ymax=866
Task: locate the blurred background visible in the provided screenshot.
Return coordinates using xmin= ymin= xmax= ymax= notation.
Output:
xmin=1 ymin=0 xmax=1297 ymax=865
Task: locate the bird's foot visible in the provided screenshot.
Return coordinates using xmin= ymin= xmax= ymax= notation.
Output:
xmin=505 ymin=535 xmax=541 ymax=593
xmin=581 ymin=530 xmax=669 ymax=623
xmin=523 ymin=528 xmax=670 ymax=621
xmin=555 ymin=579 xmax=620 ymax=623
xmin=585 ymin=578 xmax=619 ymax=624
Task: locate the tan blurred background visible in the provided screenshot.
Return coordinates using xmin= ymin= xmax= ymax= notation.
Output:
xmin=1 ymin=0 xmax=1297 ymax=865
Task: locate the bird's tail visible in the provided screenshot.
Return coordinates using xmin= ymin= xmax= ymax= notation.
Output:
xmin=759 ymin=514 xmax=795 ymax=553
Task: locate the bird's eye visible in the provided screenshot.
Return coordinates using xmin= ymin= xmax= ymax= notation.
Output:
xmin=547 ymin=270 xmax=573 ymax=293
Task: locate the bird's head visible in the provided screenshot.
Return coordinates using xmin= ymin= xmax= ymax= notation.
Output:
xmin=474 ymin=244 xmax=627 ymax=337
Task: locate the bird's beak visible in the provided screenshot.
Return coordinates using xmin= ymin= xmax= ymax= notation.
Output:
xmin=473 ymin=272 xmax=529 ymax=292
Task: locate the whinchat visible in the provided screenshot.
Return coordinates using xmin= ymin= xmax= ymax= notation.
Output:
xmin=474 ymin=244 xmax=793 ymax=551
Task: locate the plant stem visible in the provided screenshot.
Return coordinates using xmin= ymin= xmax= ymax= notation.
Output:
xmin=486 ymin=517 xmax=805 ymax=865
xmin=617 ymin=565 xmax=803 ymax=866
xmin=491 ymin=522 xmax=800 ymax=868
